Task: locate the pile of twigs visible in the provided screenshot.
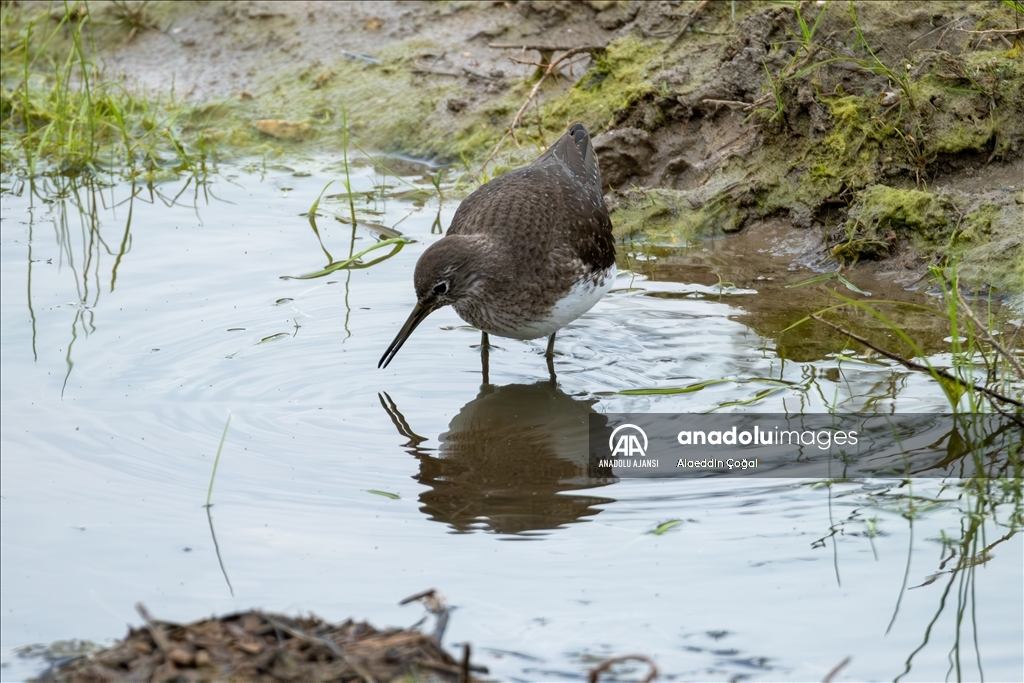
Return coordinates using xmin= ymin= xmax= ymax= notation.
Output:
xmin=45 ymin=603 xmax=478 ymax=682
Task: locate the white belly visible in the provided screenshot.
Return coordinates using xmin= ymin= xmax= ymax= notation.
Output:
xmin=494 ymin=264 xmax=616 ymax=340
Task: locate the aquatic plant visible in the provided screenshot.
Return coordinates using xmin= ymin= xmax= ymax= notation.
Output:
xmin=0 ymin=1 xmax=211 ymax=179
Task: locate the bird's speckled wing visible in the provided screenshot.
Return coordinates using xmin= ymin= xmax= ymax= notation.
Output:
xmin=448 ymin=125 xmax=614 ymax=273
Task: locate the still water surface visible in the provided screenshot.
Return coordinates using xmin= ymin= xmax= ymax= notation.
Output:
xmin=1 ymin=158 xmax=1020 ymax=681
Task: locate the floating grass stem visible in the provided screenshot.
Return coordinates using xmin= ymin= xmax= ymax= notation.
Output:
xmin=205 ymin=411 xmax=232 ymax=508
xmin=618 ymin=377 xmax=793 ymax=396
xmin=283 ymin=237 xmax=410 ymax=279
xmin=786 ymin=272 xmax=870 ymax=296
xmin=648 ymin=520 xmax=683 ymax=535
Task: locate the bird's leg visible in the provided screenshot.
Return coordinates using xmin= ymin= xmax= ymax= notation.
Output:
xmin=481 ymin=331 xmax=490 ymax=386
xmin=545 ymin=333 xmax=557 ymax=384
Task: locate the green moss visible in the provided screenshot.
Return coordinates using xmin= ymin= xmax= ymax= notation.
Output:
xmin=949 ymin=198 xmax=1024 ymax=296
xmin=836 ymin=185 xmax=955 ymax=264
xmin=259 ymin=57 xmax=461 ymax=157
xmin=542 ymin=37 xmax=658 ymax=133
xmin=832 ymin=184 xmax=1023 ymax=289
xmin=609 ymin=190 xmax=671 ymax=239
xmin=856 ymin=186 xmax=951 ymax=232
xmin=611 ymin=185 xmax=746 ymax=240
xmin=814 ymin=95 xmax=898 ymax=189
xmin=808 ymin=162 xmax=837 ymax=179
xmin=224 ymin=35 xmax=661 ymax=168
xmin=959 ymin=203 xmax=1000 ymax=243
xmin=912 ymin=49 xmax=1024 ymax=158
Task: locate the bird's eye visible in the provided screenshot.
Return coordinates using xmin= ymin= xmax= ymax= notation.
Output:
xmin=433 ymin=281 xmax=448 ymax=295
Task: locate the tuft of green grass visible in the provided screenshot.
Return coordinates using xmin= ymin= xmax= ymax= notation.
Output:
xmin=846 ymin=1 xmax=915 ymax=109
xmin=790 ymin=0 xmax=829 ymax=52
xmin=1 ymin=2 xmax=212 ymax=179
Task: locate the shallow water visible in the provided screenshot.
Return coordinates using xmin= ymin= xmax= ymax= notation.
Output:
xmin=1 ymin=159 xmax=1020 ymax=681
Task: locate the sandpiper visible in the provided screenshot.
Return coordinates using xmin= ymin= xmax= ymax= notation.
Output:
xmin=378 ymin=124 xmax=616 ymax=371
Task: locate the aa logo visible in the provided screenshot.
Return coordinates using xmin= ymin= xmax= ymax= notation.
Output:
xmin=609 ymin=424 xmax=648 ymax=457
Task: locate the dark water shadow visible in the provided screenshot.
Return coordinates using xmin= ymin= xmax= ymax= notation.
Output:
xmin=380 ymin=382 xmax=616 ymax=535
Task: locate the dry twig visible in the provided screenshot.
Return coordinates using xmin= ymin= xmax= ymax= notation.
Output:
xmin=668 ymin=0 xmax=709 ymax=49
xmin=955 ymin=291 xmax=1024 ymax=379
xmin=135 ymin=603 xmax=172 ymax=654
xmin=476 ymin=46 xmax=595 ymax=176
xmin=589 ymin=654 xmax=659 ymax=683
xmin=489 ymin=42 xmax=604 ymax=50
xmin=412 ymin=61 xmax=461 ymax=77
xmin=823 ymin=656 xmax=852 ymax=683
xmin=955 ymin=27 xmax=1024 ymax=35
xmin=702 ymin=98 xmax=757 ymax=110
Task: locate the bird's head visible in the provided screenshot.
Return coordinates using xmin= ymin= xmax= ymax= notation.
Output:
xmin=379 ymin=236 xmax=488 ymax=368
xmin=412 ymin=236 xmax=487 ymax=310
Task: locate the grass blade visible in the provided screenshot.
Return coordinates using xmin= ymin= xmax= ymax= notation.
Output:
xmin=205 ymin=411 xmax=232 ymax=508
xmin=282 ymin=237 xmax=410 ymax=279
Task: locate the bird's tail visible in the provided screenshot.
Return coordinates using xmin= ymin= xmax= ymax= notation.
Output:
xmin=537 ymin=123 xmax=604 ymax=201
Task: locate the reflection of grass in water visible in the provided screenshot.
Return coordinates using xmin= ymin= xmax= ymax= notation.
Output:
xmin=9 ymin=172 xmax=214 ymax=392
xmin=204 ymin=411 xmax=235 ymax=596
xmin=796 ymin=260 xmax=1022 ymax=678
xmin=1 ymin=2 xmax=212 ymax=180
xmin=806 ymin=472 xmax=1021 ymax=679
xmin=891 ymin=475 xmax=1021 ymax=681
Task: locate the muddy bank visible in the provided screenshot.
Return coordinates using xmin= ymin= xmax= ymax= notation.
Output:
xmin=3 ymin=0 xmax=1023 ymax=302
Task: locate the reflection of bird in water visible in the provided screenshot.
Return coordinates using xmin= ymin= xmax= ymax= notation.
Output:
xmin=379 ymin=382 xmax=615 ymax=535
xmin=378 ymin=124 xmax=616 ymax=379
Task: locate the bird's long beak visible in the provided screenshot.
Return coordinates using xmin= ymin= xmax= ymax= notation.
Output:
xmin=378 ymin=301 xmax=435 ymax=368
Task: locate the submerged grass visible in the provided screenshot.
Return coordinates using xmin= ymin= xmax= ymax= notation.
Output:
xmin=1 ymin=1 xmax=212 ymax=180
